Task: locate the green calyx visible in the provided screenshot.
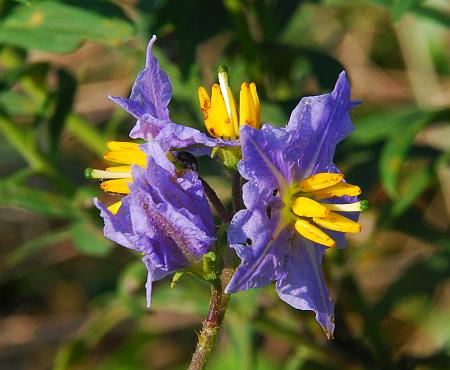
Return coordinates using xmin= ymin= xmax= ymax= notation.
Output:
xmin=217 ymin=146 xmax=242 ymax=171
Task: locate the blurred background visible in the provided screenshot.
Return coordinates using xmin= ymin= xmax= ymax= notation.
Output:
xmin=0 ymin=0 xmax=449 ymax=369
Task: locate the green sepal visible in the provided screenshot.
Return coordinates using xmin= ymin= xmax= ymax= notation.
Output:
xmin=360 ymin=199 xmax=370 ymax=211
xmin=211 ymin=146 xmax=219 ymax=159
xmin=171 ymin=271 xmax=185 ymax=288
xmin=218 ymin=146 xmax=242 ymax=170
xmin=201 ymin=251 xmax=218 ymax=281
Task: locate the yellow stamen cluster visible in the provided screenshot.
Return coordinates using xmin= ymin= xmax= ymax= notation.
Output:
xmin=85 ymin=141 xmax=146 ymax=214
xmin=198 ymin=67 xmax=260 ymax=140
xmin=290 ymin=173 xmax=364 ymax=247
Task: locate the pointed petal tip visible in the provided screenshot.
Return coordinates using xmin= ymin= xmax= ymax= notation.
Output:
xmin=223 ymin=272 xmax=242 ymax=294
xmin=108 ymin=95 xmax=125 ymax=106
xmin=351 ymin=99 xmax=363 ymax=108
xmin=223 ymin=285 xmax=233 ymax=294
xmin=146 ymin=35 xmax=158 ymax=67
xmin=331 ymin=70 xmax=354 ymax=110
xmin=316 ymin=311 xmax=335 ymax=339
xmin=335 ymin=71 xmax=350 ymax=91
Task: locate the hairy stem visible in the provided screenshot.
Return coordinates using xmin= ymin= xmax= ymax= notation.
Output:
xmin=188 ymin=275 xmax=231 ymax=370
xmin=200 ymin=177 xmax=231 ymax=223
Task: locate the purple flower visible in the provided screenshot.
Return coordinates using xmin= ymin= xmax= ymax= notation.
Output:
xmin=225 ymin=72 xmax=364 ymax=337
xmin=109 ymin=35 xmax=238 ymax=154
xmin=94 ymin=141 xmax=216 ymax=306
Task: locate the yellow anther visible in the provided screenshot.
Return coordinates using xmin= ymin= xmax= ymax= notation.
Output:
xmin=100 ymin=178 xmax=132 ymax=194
xmin=292 ymin=197 xmax=330 ymax=217
xmin=198 ymin=68 xmax=260 ymax=138
xmin=227 ymin=86 xmax=239 ymax=136
xmin=218 ymin=67 xmax=238 ymax=135
xmin=239 ymin=83 xmax=257 ymax=128
xmin=249 ymin=82 xmax=260 ymax=128
xmin=103 ymin=149 xmax=147 ymax=167
xmin=211 ymin=84 xmax=235 ymax=139
xmin=294 ymin=219 xmax=336 ymax=248
xmin=312 ymin=182 xmax=361 ymax=200
xmin=105 ymin=165 xmax=132 ymax=173
xmin=298 ymin=173 xmax=344 ymax=193
xmin=107 ymin=201 xmax=122 ymax=215
xmin=198 ymin=86 xmax=217 ymax=137
xmin=106 ymin=141 xmax=140 ymax=151
xmin=313 ymin=211 xmax=361 ymax=233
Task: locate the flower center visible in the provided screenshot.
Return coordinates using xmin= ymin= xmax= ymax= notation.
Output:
xmin=85 ymin=141 xmax=146 ymax=214
xmin=287 ymin=173 xmax=366 ymax=247
xmin=197 ymin=66 xmax=261 ymax=140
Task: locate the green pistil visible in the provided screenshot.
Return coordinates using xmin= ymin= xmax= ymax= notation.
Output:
xmin=84 ymin=168 xmax=93 ymax=179
xmin=360 ymin=199 xmax=369 ymax=211
xmin=218 ymin=64 xmax=228 ymax=74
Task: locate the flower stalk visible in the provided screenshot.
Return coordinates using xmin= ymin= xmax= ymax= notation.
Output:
xmin=200 ymin=176 xmax=231 ymax=223
xmin=231 ymin=171 xmax=243 ymax=213
xmin=188 ymin=274 xmax=231 ymax=370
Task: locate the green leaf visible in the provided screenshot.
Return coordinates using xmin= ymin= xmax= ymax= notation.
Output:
xmin=66 ymin=114 xmax=106 ymax=156
xmin=350 ymin=108 xmax=423 ymax=145
xmin=0 ymin=181 xmax=76 ymax=218
xmin=0 ymin=91 xmax=36 ymax=116
xmin=413 ymin=5 xmax=450 ymax=27
xmin=0 ymin=1 xmax=135 ymax=53
xmin=390 ymin=0 xmax=426 ymax=20
xmin=0 ymin=113 xmax=44 ymax=171
xmin=391 ymin=160 xmax=435 ymax=216
xmin=69 ymin=219 xmax=112 ymax=256
xmin=48 ymin=69 xmax=76 ymax=156
xmin=6 ymin=228 xmax=71 ymax=267
xmin=155 ymin=0 xmax=230 ymax=76
xmin=379 ymin=110 xmax=437 ymax=198
xmin=369 ymin=0 xmax=428 ymax=20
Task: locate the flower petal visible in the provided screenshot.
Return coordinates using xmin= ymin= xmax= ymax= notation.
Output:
xmin=155 ymin=122 xmax=239 ymax=154
xmin=287 ymin=71 xmax=355 ymax=177
xmin=137 ymin=141 xmax=215 ymax=233
xmin=238 ymin=124 xmax=295 ymax=207
xmin=110 ymin=36 xmax=238 ymax=153
xmin=96 ymin=140 xmax=216 ymax=306
xmin=225 ymin=209 xmax=291 ymax=293
xmin=275 ymin=237 xmax=335 ymax=338
xmin=109 ymin=35 xmax=172 ymax=141
xmin=94 ymin=196 xmax=137 ymax=250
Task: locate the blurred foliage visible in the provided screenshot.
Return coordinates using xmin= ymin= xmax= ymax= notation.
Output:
xmin=0 ymin=0 xmax=449 ymax=369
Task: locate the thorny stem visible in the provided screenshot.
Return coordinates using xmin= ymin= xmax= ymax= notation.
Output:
xmin=188 ymin=177 xmax=238 ymax=369
xmin=188 ymin=267 xmax=233 ymax=370
xmin=200 ymin=177 xmax=231 ymax=223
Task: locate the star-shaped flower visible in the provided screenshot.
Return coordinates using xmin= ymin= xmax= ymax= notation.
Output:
xmin=94 ymin=141 xmax=216 ymax=306
xmin=109 ymin=36 xmax=262 ymax=155
xmin=225 ymin=72 xmax=365 ymax=337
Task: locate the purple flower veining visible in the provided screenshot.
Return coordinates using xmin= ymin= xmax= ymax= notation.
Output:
xmin=109 ymin=35 xmax=238 ymax=154
xmin=95 ymin=141 xmax=216 ymax=306
xmin=225 ymin=72 xmax=363 ymax=337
